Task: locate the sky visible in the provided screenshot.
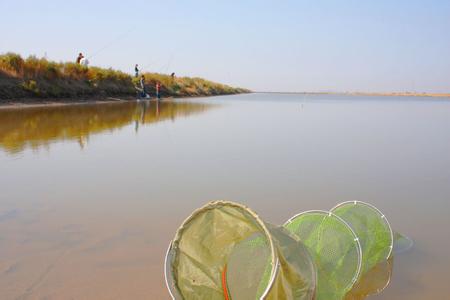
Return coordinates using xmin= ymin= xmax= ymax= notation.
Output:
xmin=1 ymin=0 xmax=449 ymax=93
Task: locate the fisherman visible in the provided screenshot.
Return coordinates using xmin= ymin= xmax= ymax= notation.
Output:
xmin=140 ymin=75 xmax=149 ymax=98
xmin=135 ymin=64 xmax=139 ymax=77
xmin=80 ymin=57 xmax=89 ymax=67
xmin=76 ymin=53 xmax=84 ymax=64
xmin=156 ymin=82 xmax=161 ymax=100
xmin=170 ymin=72 xmax=175 ymax=80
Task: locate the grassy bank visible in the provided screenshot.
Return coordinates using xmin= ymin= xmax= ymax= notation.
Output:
xmin=0 ymin=53 xmax=249 ymax=102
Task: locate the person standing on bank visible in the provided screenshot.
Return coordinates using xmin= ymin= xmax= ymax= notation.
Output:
xmin=135 ymin=64 xmax=139 ymax=77
xmin=80 ymin=57 xmax=89 ymax=68
xmin=156 ymin=82 xmax=161 ymax=100
xmin=76 ymin=53 xmax=84 ymax=64
xmin=140 ymin=75 xmax=149 ymax=98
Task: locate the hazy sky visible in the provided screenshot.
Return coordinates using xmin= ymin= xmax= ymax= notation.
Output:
xmin=1 ymin=0 xmax=449 ymax=93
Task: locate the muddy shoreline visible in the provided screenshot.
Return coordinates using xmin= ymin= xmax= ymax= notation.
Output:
xmin=0 ymin=96 xmax=137 ymax=110
xmin=0 ymin=94 xmax=232 ymax=110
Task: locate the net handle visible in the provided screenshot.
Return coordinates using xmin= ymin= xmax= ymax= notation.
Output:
xmin=222 ymin=265 xmax=231 ymax=300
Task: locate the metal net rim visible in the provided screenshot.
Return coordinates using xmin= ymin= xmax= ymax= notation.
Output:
xmin=284 ymin=209 xmax=363 ymax=290
xmin=331 ymin=200 xmax=394 ymax=260
xmin=164 ymin=200 xmax=278 ymax=300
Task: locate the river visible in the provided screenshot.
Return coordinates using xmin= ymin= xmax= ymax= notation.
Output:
xmin=1 ymin=93 xmax=450 ymax=299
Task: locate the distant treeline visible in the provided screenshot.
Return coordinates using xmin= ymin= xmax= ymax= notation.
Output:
xmin=0 ymin=53 xmax=249 ymax=101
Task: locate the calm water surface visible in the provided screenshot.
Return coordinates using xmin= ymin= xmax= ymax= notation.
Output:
xmin=1 ymin=94 xmax=450 ymax=299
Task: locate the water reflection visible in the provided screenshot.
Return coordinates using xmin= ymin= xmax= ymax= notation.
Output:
xmin=345 ymin=258 xmax=393 ymax=299
xmin=0 ymin=100 xmax=213 ymax=154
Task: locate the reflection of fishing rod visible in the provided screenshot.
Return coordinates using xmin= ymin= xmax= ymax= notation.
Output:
xmin=87 ymin=26 xmax=136 ymax=60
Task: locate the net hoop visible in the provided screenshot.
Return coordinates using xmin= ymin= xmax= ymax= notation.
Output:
xmin=164 ymin=200 xmax=278 ymax=299
xmin=164 ymin=241 xmax=177 ymax=299
xmin=284 ymin=210 xmax=363 ymax=290
xmin=331 ymin=201 xmax=394 ymax=260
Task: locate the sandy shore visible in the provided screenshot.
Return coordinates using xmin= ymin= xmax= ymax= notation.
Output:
xmin=255 ymin=91 xmax=450 ymax=98
xmin=346 ymin=92 xmax=450 ymax=98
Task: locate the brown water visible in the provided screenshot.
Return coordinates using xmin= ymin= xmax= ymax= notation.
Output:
xmin=1 ymin=94 xmax=450 ymax=299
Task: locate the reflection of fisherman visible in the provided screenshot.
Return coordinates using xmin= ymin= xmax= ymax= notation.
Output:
xmin=156 ymin=98 xmax=160 ymax=116
xmin=156 ymin=82 xmax=161 ymax=100
xmin=135 ymin=100 xmax=148 ymax=132
xmin=78 ymin=135 xmax=87 ymax=149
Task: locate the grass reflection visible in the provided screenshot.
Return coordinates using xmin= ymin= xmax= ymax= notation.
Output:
xmin=0 ymin=100 xmax=214 ymax=154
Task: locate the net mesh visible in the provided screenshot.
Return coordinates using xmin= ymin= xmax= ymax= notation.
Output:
xmin=284 ymin=211 xmax=362 ymax=300
xmin=168 ymin=202 xmax=274 ymax=299
xmin=226 ymin=234 xmax=272 ymax=299
xmin=165 ymin=200 xmax=399 ymax=299
xmin=393 ymin=232 xmax=413 ymax=254
xmin=265 ymin=225 xmax=316 ymax=300
xmin=331 ymin=201 xmax=393 ymax=276
xmin=344 ymin=257 xmax=393 ymax=300
xmin=165 ymin=201 xmax=316 ymax=300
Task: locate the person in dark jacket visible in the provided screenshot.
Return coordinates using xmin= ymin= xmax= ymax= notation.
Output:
xmin=76 ymin=53 xmax=84 ymax=64
xmin=140 ymin=75 xmax=149 ymax=98
xmin=135 ymin=64 xmax=139 ymax=77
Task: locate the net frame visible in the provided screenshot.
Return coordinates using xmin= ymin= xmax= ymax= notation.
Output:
xmin=331 ymin=201 xmax=394 ymax=261
xmin=331 ymin=201 xmax=394 ymax=297
xmin=164 ymin=201 xmax=280 ymax=300
xmin=284 ymin=210 xmax=363 ymax=294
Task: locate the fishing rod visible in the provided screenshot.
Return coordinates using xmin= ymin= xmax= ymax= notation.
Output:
xmin=149 ymin=52 xmax=175 ymax=74
xmin=87 ymin=26 xmax=136 ymax=60
xmin=160 ymin=54 xmax=174 ymax=74
xmin=141 ymin=59 xmax=155 ymax=73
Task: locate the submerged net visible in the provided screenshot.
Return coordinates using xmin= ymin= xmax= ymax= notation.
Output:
xmin=284 ymin=210 xmax=362 ymax=300
xmin=331 ymin=201 xmax=393 ymax=277
xmin=344 ymin=257 xmax=393 ymax=300
xmin=165 ymin=201 xmax=316 ymax=299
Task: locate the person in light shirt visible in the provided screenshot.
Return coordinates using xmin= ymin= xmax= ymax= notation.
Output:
xmin=80 ymin=57 xmax=89 ymax=67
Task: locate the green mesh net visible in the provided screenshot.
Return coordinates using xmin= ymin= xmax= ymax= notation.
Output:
xmin=331 ymin=201 xmax=393 ymax=276
xmin=284 ymin=210 xmax=362 ymax=300
xmin=165 ymin=201 xmax=316 ymax=300
xmin=165 ymin=200 xmax=404 ymax=300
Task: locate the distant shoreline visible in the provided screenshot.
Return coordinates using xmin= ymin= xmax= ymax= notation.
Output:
xmin=254 ymin=91 xmax=450 ymax=98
